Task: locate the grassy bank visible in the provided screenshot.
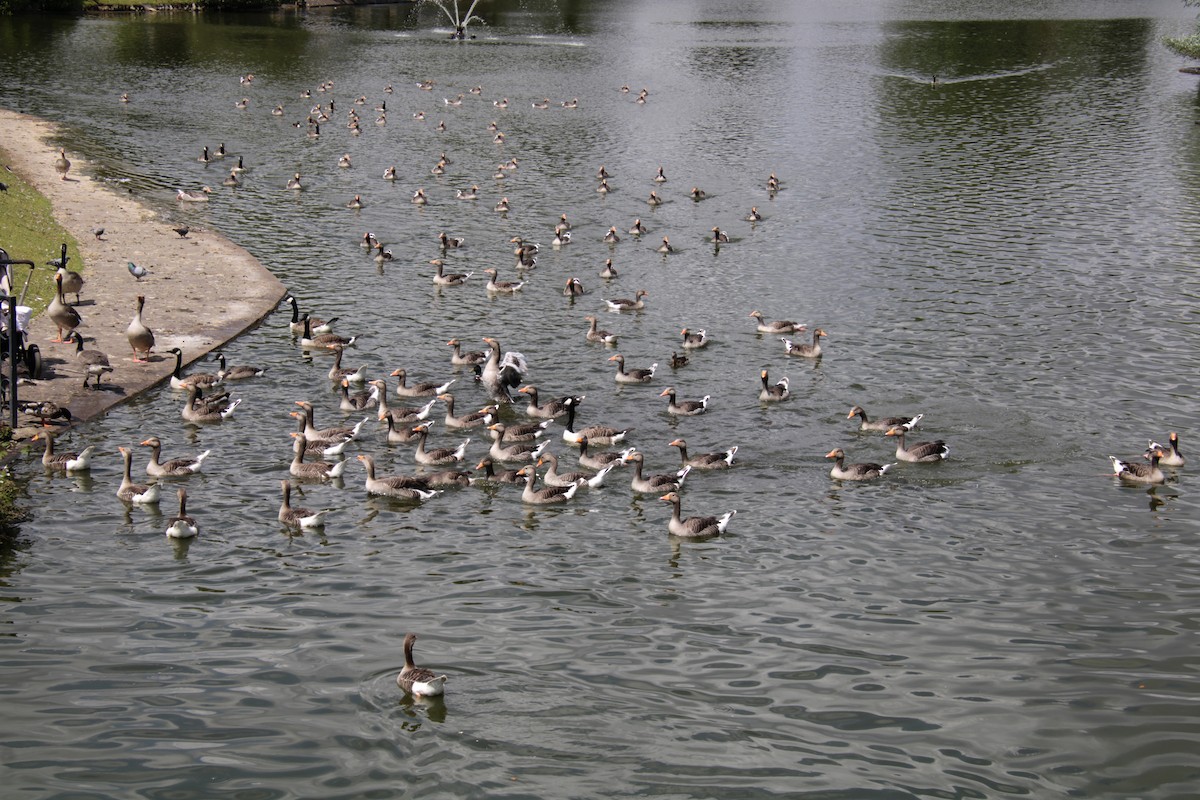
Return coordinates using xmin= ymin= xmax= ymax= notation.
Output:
xmin=0 ymin=145 xmax=82 ymax=526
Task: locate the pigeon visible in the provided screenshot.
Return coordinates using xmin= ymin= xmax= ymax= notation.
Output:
xmin=127 ymin=261 xmax=149 ymax=281
xmin=172 ymin=226 xmax=190 ymax=238
xmin=92 ymin=227 xmax=106 ymax=240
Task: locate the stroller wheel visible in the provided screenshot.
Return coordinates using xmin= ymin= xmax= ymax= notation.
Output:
xmin=24 ymin=344 xmax=42 ymax=380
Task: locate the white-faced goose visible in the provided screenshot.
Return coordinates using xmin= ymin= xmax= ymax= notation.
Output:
xmin=47 ymin=272 xmax=81 ymax=343
xmin=1111 ymin=450 xmax=1166 ymax=484
xmin=447 ymin=338 xmax=486 ymax=366
xmin=165 ymin=488 xmax=199 ymax=539
xmin=284 ymin=295 xmax=336 ymax=334
xmin=140 ymin=436 xmax=210 ymax=476
xmin=561 ymin=397 xmax=629 ymax=446
xmin=339 ymin=380 xmax=378 ymax=412
xmin=168 ymin=348 xmax=222 ymax=390
xmin=390 ymin=369 xmax=454 ymax=398
xmin=1145 ymin=432 xmax=1184 ymax=467
xmin=610 ymin=354 xmax=656 ymax=384
xmin=847 ymin=406 xmax=920 ymax=432
xmin=748 ymin=311 xmax=802 ymax=335
xmin=438 ymin=393 xmax=494 ymax=429
xmin=825 ymin=448 xmax=892 ymax=481
xmin=300 ymin=315 xmax=356 ymax=349
xmin=622 ymin=450 xmax=689 ymax=493
xmin=538 ymin=452 xmax=613 ymax=488
xmin=483 ymin=268 xmax=524 ymax=294
xmin=397 ymin=633 xmax=447 ymax=697
xmin=474 ymin=457 xmax=524 ymax=484
xmin=781 ymin=328 xmax=826 ymax=358
xmin=125 ymin=295 xmax=155 ymax=363
xmin=290 ymin=433 xmax=348 ymax=481
xmin=759 ymin=370 xmax=790 ymax=402
xmin=279 ymin=480 xmax=331 ymax=530
xmin=584 ymin=316 xmax=617 ymax=345
xmin=182 ymin=385 xmax=240 ymax=423
xmin=117 ymin=446 xmax=161 ymax=504
xmin=69 ymin=332 xmax=113 ymax=389
xmin=517 ymin=385 xmax=572 ymax=419
xmin=605 ymin=290 xmax=647 ymax=312
xmin=412 ymin=423 xmax=470 ymax=466
xmin=659 ymin=387 xmax=708 ymax=416
xmin=659 ymin=491 xmax=736 ymax=538
xmin=487 ymin=424 xmax=547 ymax=463
xmin=885 ymin=427 xmax=949 ymax=463
xmin=516 ymin=464 xmax=579 ymax=504
xmin=213 ymin=352 xmax=265 ymax=381
xmin=34 ymin=433 xmax=94 ymax=472
xmin=680 ymin=328 xmax=708 ymax=349
xmin=669 ymin=438 xmax=737 ymax=470
xmin=356 ymin=454 xmax=438 ymax=500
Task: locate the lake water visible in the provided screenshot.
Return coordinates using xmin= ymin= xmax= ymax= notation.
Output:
xmin=1 ymin=1 xmax=1199 ymax=797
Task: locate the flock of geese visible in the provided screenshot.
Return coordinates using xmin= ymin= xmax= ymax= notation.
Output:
xmin=28 ymin=69 xmax=1188 ymax=697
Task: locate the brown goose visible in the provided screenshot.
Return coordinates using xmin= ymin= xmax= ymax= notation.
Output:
xmin=397 ymin=633 xmax=447 ymax=697
xmin=328 ymin=347 xmax=368 ymax=384
xmin=847 ymin=406 xmax=922 ymax=432
xmin=825 ymin=448 xmax=892 ymax=481
xmin=885 ymin=427 xmax=949 ymax=463
xmin=390 ymin=368 xmax=454 ymax=398
xmin=34 ymin=433 xmax=94 ymax=472
xmin=293 ymin=401 xmax=366 ymax=442
xmin=482 ymin=268 xmax=524 ymax=294
xmin=374 ymin=383 xmax=437 ymax=425
xmin=140 ymin=436 xmax=210 ymax=476
xmin=290 ymin=433 xmax=348 ymax=481
xmin=412 ymin=423 xmax=470 ymax=466
xmin=48 ymin=272 xmax=82 ymax=343
xmin=517 ymin=385 xmax=573 ymax=419
xmin=610 ymin=354 xmax=656 ymax=384
xmin=748 ymin=310 xmax=803 ymax=335
xmin=1110 ymin=450 xmax=1166 ymax=484
xmin=516 ymin=464 xmax=579 ymax=505
xmin=622 ymin=450 xmax=689 ymax=493
xmin=1145 ymin=432 xmax=1184 ymax=467
xmin=564 ymin=277 xmax=587 ymax=297
xmin=538 ymin=452 xmax=614 ymax=488
xmin=669 ymin=438 xmax=737 ymax=470
xmin=584 ymin=316 xmax=617 ymax=345
xmin=659 ymin=387 xmax=708 ymax=415
xmin=182 ymin=385 xmax=240 ymax=423
xmin=125 ymin=295 xmax=155 ymax=363
xmin=382 ymin=412 xmax=426 ymax=444
xmin=561 ymin=397 xmax=630 ymax=446
xmin=447 ymin=338 xmax=486 ymax=366
xmin=164 ymin=488 xmax=199 ymax=539
xmin=432 ymin=259 xmax=473 ymax=287
xmin=487 ymin=423 xmax=547 ymax=463
xmin=279 ymin=480 xmax=331 ymax=529
xmin=54 ymin=148 xmax=71 ymax=180
xmin=117 ymin=446 xmax=161 ymax=504
xmin=577 ymin=436 xmax=629 ymax=470
xmin=605 ymin=290 xmax=648 ymax=313
xmin=356 ymin=454 xmax=438 ymax=499
xmin=782 ymin=328 xmax=827 ymax=358
xmin=438 ymin=393 xmax=494 ymax=429
xmin=680 ymin=328 xmax=708 ymax=349
xmin=759 ymin=370 xmax=790 ymax=402
xmin=659 ymin=491 xmax=736 ymax=538
xmin=599 ymin=258 xmax=619 ymax=279
xmin=474 ymin=457 xmax=524 ymax=483
xmin=480 ymin=337 xmax=527 ymax=401
xmin=339 ymin=379 xmax=378 ymax=412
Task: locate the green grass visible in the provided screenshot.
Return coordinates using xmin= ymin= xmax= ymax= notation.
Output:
xmin=0 ymin=144 xmax=83 ymax=317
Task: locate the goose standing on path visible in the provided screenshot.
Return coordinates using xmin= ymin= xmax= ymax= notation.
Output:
xmin=885 ymin=426 xmax=949 ymax=463
xmin=48 ymin=272 xmax=82 ymax=343
xmin=69 ymin=332 xmax=113 ymax=389
xmin=825 ymin=448 xmax=892 ymax=481
xmin=847 ymin=405 xmax=922 ymax=432
xmin=279 ymin=481 xmax=331 ymax=530
xmin=55 ymin=149 xmax=71 ymax=180
xmin=1111 ymin=449 xmax=1166 ymax=484
xmin=669 ymin=438 xmax=737 ymax=470
xmin=610 ymin=354 xmax=657 ymax=384
xmin=125 ymin=295 xmax=155 ymax=362
xmin=659 ymin=491 xmax=736 ymax=538
xmin=516 ymin=464 xmax=579 ymax=504
xmin=34 ymin=433 xmax=94 ymax=472
xmin=140 ymin=436 xmax=210 ymax=477
xmin=55 ymin=264 xmax=85 ymax=304
xmin=117 ymin=447 xmax=161 ymax=504
xmin=165 ymin=488 xmax=199 ymax=539
xmin=397 ymin=633 xmax=448 ymax=697
xmin=782 ymin=328 xmax=827 ymax=358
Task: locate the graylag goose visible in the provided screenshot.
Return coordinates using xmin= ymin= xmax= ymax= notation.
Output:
xmin=605 ymin=290 xmax=647 ymax=312
xmin=577 ymin=436 xmax=629 ymax=470
xmin=411 ymin=188 xmax=428 ymax=204
xmin=487 ymin=424 xmax=547 ymax=463
xmin=498 ymin=419 xmax=551 ymax=442
xmin=168 ymin=348 xmax=222 ymax=390
xmin=455 ymin=185 xmax=479 ymax=200
xmin=356 ymin=455 xmax=439 ymax=500
xmin=669 ymin=438 xmax=737 ymax=470
xmin=825 ymin=448 xmax=892 ymax=481
xmin=622 ymin=450 xmax=689 ymax=493
xmin=759 ymin=370 xmax=790 ymax=402
xmin=659 ymin=387 xmax=708 ymax=416
xmin=438 ymin=393 xmax=495 ymax=429
xmin=328 ymin=347 xmax=367 ymax=384
xmin=1111 ymin=450 xmax=1166 ymax=484
xmin=438 ymin=232 xmax=465 ymax=249
xmin=55 ymin=264 xmax=85 ymax=304
xmin=480 ymin=337 xmax=527 ymax=401
xmin=656 ymin=237 xmax=673 ymax=254
xmin=382 ymin=411 xmax=427 ymax=444
xmin=516 ymin=464 xmax=579 ymax=504
xmin=599 ymin=259 xmax=619 ymax=279
xmin=564 ymin=278 xmax=586 ymax=297
xmin=538 ymin=452 xmax=613 ymax=488
xmin=610 ymin=354 xmax=656 ymax=384
xmin=1145 ymin=432 xmax=1184 ymax=467
xmin=54 ymin=148 xmax=71 ymax=180
xmin=290 ymin=412 xmax=351 ymax=457
xmin=182 ymin=385 xmax=240 ymax=423
xmin=670 ymin=352 xmax=689 ymax=369
xmin=659 ymin=491 xmax=736 ymax=538
xmin=69 ymin=332 xmax=113 ymax=389
xmin=390 ymin=368 xmax=454 ymax=398
xmin=293 ymin=401 xmax=366 ymax=442
xmin=690 ymin=187 xmax=707 ymax=200
xmin=48 ymin=272 xmax=81 ymax=343
xmin=140 ymin=436 xmax=210 ymax=476
xmin=647 ymin=191 xmax=663 ymax=206
xmin=847 ymin=406 xmax=922 ymax=432
xmin=34 ymin=433 xmax=94 ymax=472
xmin=885 ymin=426 xmax=949 ymax=463
xmin=483 ymin=268 xmax=524 ymax=294
xmin=474 ymin=457 xmax=524 ymax=483
xmin=117 ymin=446 xmax=161 ymax=504
xmin=432 ymin=260 xmax=473 ymax=287
xmin=710 ymin=227 xmax=729 ymax=243
xmin=680 ymin=328 xmax=708 ymax=349
xmin=746 ymin=206 xmax=763 ymax=222
xmin=603 ymin=226 xmax=620 ymax=244
xmin=287 ymin=173 xmax=303 ymax=190
xmin=213 ymin=352 xmax=265 ymax=381
xmin=749 ymin=311 xmax=803 ymax=334
xmin=517 ymin=385 xmax=573 ymax=419
xmin=373 ymin=383 xmax=437 ymax=424
xmin=339 ymin=379 xmax=378 ymax=412
xmin=290 ymin=433 xmax=348 ymax=481
xmin=782 ymin=328 xmax=826 ymax=358
xmin=552 ymin=230 xmax=572 ymax=247
xmin=561 ymin=397 xmax=629 ymax=446
xmin=653 ymin=166 xmax=666 ymax=182
xmin=397 ymin=633 xmax=447 ymax=697
xmin=494 ymin=197 xmax=510 ymax=213
xmin=279 ymin=481 xmax=331 ymax=530
xmin=628 ymin=219 xmax=647 ymax=236
xmin=300 ymin=315 xmax=357 ymax=349
xmin=412 ymin=423 xmax=470 ymax=465
xmin=284 ymin=295 xmax=336 ymax=334
xmin=447 ymin=338 xmax=486 ymax=366
xmin=165 ymin=488 xmax=199 ymax=539
xmin=584 ymin=315 xmax=617 ymax=345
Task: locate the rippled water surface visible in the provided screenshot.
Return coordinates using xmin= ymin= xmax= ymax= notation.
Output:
xmin=2 ymin=1 xmax=1199 ymax=798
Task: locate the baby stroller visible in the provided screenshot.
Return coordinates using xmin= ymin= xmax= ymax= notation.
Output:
xmin=0 ymin=247 xmax=44 ymax=384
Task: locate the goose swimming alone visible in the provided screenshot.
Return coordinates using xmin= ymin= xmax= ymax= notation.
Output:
xmin=397 ymin=633 xmax=448 ymax=697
